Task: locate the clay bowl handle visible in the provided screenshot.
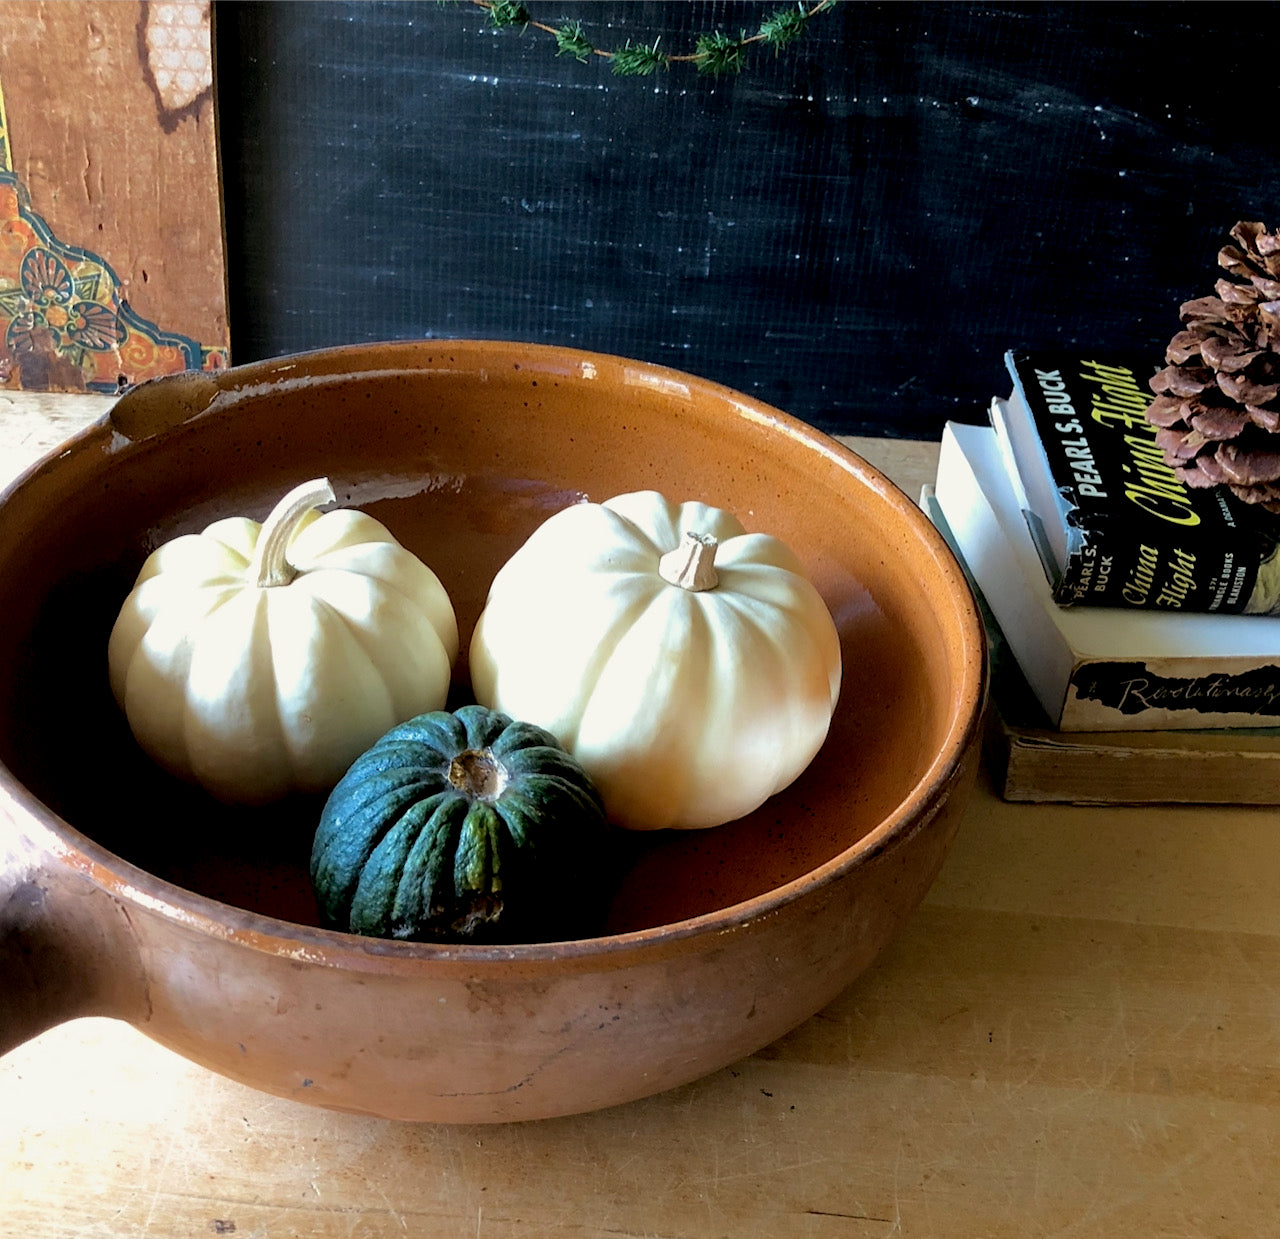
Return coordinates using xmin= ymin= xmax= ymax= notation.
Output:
xmin=0 ymin=805 xmax=144 ymax=1056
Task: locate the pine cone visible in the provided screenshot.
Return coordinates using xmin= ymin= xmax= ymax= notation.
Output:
xmin=1147 ymin=221 xmax=1280 ymax=511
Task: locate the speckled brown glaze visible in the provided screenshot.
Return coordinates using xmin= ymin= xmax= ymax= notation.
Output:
xmin=0 ymin=341 xmax=986 ymax=1122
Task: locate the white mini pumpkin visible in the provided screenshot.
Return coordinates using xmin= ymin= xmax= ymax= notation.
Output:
xmin=469 ymin=490 xmax=842 ymax=831
xmin=108 ymin=478 xmax=459 ymax=805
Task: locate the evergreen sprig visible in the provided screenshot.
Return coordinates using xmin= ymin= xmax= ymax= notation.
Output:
xmin=553 ymin=19 xmax=594 ymax=62
xmin=693 ymin=31 xmax=748 ymax=76
xmin=485 ymin=0 xmax=530 ymax=29
xmin=759 ymin=5 xmax=809 ymax=51
xmin=611 ymin=38 xmax=667 ymax=77
xmin=467 ymin=0 xmax=840 ymax=77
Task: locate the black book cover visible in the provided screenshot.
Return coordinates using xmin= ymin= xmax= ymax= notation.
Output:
xmin=1002 ymin=350 xmax=1280 ymax=614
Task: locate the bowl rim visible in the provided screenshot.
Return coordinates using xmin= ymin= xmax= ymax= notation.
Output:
xmin=0 ymin=339 xmax=987 ymax=969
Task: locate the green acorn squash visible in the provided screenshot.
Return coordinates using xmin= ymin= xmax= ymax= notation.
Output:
xmin=310 ymin=704 xmax=611 ymax=944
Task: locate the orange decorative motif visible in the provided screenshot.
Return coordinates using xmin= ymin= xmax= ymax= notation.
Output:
xmin=0 ymin=174 xmax=221 ymax=392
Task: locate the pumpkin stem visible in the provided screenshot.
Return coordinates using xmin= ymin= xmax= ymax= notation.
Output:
xmin=449 ymin=749 xmax=508 ymax=802
xmin=658 ymin=531 xmax=719 ymax=591
xmin=249 ymin=477 xmax=336 ymax=588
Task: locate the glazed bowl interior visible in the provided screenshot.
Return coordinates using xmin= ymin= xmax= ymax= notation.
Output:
xmin=0 ymin=341 xmax=981 ymax=941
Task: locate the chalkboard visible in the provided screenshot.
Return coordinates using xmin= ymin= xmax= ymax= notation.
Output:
xmin=214 ymin=1 xmax=1280 ymax=439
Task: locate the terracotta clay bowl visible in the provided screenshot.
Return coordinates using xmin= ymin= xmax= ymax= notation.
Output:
xmin=0 ymin=341 xmax=985 ymax=1122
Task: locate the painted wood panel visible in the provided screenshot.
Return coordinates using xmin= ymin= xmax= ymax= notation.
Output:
xmin=0 ymin=0 xmax=228 ymax=392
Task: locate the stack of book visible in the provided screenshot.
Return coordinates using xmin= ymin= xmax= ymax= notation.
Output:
xmin=930 ymin=350 xmax=1280 ymax=805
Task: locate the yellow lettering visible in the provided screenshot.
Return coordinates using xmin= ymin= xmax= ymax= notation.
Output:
xmin=1123 ymin=544 xmax=1159 ymax=605
xmin=1126 ymin=486 xmax=1201 ymax=526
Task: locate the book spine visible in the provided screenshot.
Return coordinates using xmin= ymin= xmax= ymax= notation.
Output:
xmin=1063 ymin=657 xmax=1280 ymax=731
xmin=1054 ymin=532 xmax=1252 ymax=611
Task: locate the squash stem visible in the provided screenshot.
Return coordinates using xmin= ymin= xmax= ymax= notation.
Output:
xmin=658 ymin=531 xmax=719 ymax=591
xmin=249 ymin=477 xmax=336 ymax=588
xmin=449 ymin=749 xmax=508 ymax=801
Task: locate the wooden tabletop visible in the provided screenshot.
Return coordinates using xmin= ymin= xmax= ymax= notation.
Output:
xmin=2 ymin=392 xmax=1277 ymax=1238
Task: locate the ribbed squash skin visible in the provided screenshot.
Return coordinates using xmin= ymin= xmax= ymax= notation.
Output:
xmin=311 ymin=705 xmax=610 ymax=943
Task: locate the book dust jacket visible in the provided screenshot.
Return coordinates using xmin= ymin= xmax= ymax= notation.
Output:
xmin=1005 ymin=351 xmax=1280 ymax=614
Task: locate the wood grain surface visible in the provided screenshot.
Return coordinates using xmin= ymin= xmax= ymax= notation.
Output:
xmin=0 ymin=0 xmax=227 ymax=353
xmin=2 ymin=395 xmax=1278 ymax=1238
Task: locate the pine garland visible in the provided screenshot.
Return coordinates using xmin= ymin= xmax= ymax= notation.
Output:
xmin=469 ymin=0 xmax=841 ymax=76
